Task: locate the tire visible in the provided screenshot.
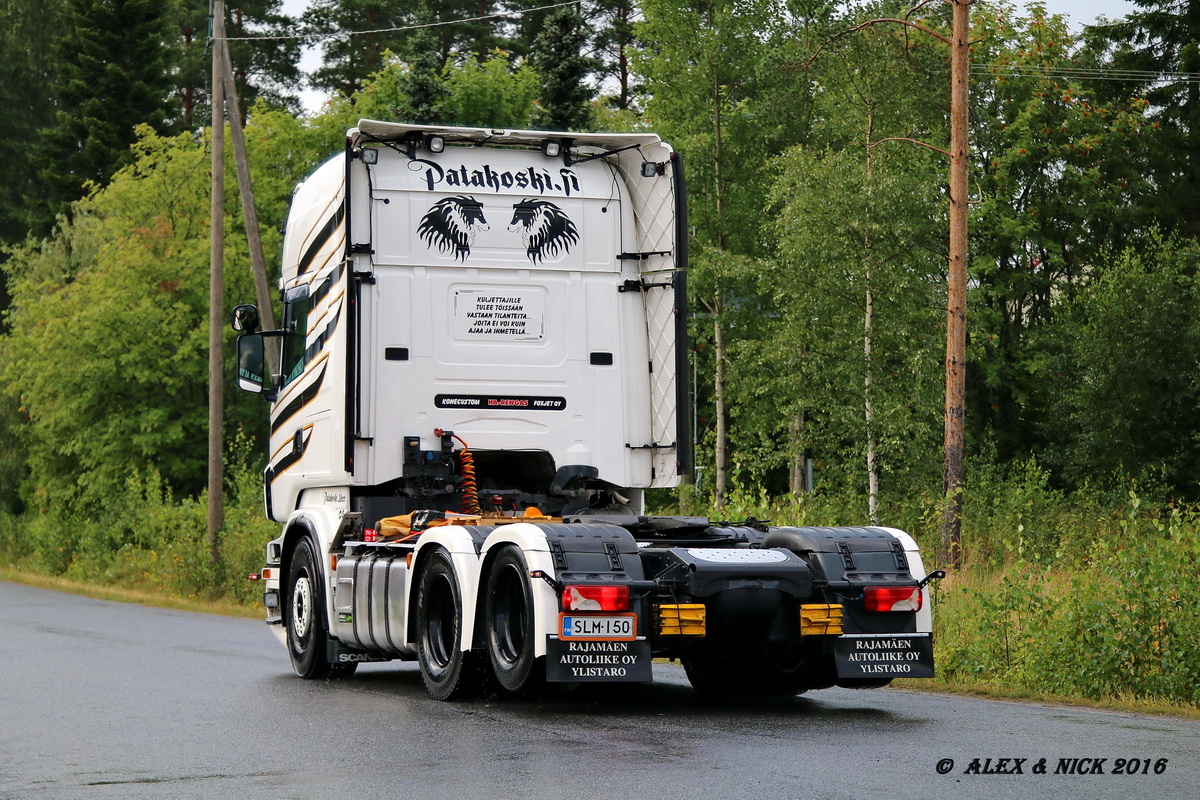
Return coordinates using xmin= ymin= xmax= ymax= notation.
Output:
xmin=484 ymin=547 xmax=543 ymax=693
xmin=681 ymin=648 xmax=740 ymax=697
xmin=416 ymin=549 xmax=479 ymax=700
xmin=285 ymin=537 xmax=341 ymax=679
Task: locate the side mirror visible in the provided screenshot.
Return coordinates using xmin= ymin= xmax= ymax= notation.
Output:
xmin=237 ymin=333 xmax=268 ymax=394
xmin=231 ymin=304 xmax=260 ymax=333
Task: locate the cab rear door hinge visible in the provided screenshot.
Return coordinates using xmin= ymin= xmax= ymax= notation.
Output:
xmin=618 ymin=277 xmax=674 ymax=293
xmin=617 ymin=250 xmax=672 ymax=262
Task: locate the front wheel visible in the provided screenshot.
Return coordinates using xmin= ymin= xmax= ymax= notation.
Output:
xmin=485 ymin=547 xmax=543 ymax=693
xmin=285 ymin=537 xmax=349 ymax=679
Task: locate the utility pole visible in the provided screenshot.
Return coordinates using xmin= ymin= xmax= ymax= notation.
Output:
xmin=207 ymin=0 xmax=226 ymax=565
xmin=218 ymin=34 xmax=278 ymax=372
xmin=940 ymin=0 xmax=970 ymax=569
xmin=816 ymin=2 xmax=972 ymax=565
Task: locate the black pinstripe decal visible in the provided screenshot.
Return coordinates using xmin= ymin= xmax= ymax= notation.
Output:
xmin=297 ymin=205 xmax=345 ymax=276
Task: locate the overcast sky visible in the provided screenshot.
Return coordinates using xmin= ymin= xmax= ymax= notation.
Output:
xmin=1047 ymin=0 xmax=1136 ymax=27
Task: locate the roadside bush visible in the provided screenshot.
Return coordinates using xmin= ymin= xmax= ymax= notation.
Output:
xmin=934 ymin=490 xmax=1200 ymax=707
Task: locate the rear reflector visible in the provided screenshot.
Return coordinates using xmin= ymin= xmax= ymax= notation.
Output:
xmin=655 ymin=603 xmax=706 ymax=636
xmin=863 ymin=586 xmax=922 ymax=613
xmin=562 ymin=584 xmax=630 ymax=612
xmin=800 ymin=603 xmax=844 ymax=635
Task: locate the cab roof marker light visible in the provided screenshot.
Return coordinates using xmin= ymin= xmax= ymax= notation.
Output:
xmin=863 ymin=585 xmax=923 ymax=613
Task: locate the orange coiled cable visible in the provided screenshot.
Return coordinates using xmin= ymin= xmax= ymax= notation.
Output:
xmin=453 ymin=434 xmax=484 ymax=515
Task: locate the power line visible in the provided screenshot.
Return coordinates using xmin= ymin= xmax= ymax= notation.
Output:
xmin=218 ymin=0 xmax=580 ymax=43
xmin=973 ymin=62 xmax=1200 ymax=84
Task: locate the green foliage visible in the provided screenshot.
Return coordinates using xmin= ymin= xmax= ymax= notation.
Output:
xmin=1 ymin=103 xmax=337 ymax=517
xmin=1084 ymin=0 xmax=1200 ymax=238
xmin=591 ymin=0 xmax=639 ymax=111
xmin=301 ymin=0 xmax=413 ymax=97
xmin=635 ymin=0 xmax=799 ymax=255
xmin=34 ymin=0 xmax=178 ymax=229
xmin=441 ymin=49 xmax=539 ymax=129
xmin=397 ymin=5 xmax=450 ymax=124
xmin=1040 ymin=233 xmax=1200 ymax=492
xmin=5 ymin=128 xmax=244 ymax=512
xmin=0 ymin=444 xmax=277 ymax=603
xmin=936 ymin=488 xmax=1200 ymax=707
xmin=0 ymin=399 xmax=28 ymax=514
xmin=970 ymin=5 xmax=1155 ymax=461
xmin=770 ymin=144 xmax=944 ymax=499
xmin=530 ymin=5 xmax=598 ymax=132
xmin=0 ymin=0 xmax=65 ymax=247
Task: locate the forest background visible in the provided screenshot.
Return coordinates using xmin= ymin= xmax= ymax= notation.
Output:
xmin=1 ymin=0 xmax=1199 ymax=710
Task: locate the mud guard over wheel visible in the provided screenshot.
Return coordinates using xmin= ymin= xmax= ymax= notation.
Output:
xmin=285 ymin=537 xmax=356 ymax=679
xmin=484 ymin=546 xmax=544 ymax=694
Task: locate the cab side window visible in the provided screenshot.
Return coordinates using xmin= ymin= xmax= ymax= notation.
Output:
xmin=280 ymin=292 xmax=312 ymax=386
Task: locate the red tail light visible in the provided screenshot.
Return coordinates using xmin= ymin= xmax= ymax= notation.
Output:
xmin=863 ymin=586 xmax=922 ymax=612
xmin=562 ymin=584 xmax=630 ymax=612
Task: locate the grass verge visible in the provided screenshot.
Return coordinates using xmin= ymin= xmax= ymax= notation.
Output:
xmin=0 ymin=567 xmax=262 ymax=619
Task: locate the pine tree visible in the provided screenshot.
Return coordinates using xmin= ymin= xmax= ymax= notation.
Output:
xmin=591 ymin=0 xmax=638 ymax=111
xmin=1086 ymin=0 xmax=1200 ymax=236
xmin=0 ymin=0 xmax=66 ymax=246
xmin=176 ymin=0 xmax=303 ymax=127
xmin=503 ymin=0 xmax=557 ymax=59
xmin=303 ymin=0 xmax=412 ymax=96
xmin=530 ymin=5 xmax=597 ymax=131
xmin=398 ymin=4 xmax=450 ymax=124
xmin=34 ymin=0 xmax=178 ymax=228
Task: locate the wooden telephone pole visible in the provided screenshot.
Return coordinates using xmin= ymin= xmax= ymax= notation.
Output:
xmin=940 ymin=0 xmax=970 ymax=569
xmin=207 ymin=0 xmax=226 ymax=564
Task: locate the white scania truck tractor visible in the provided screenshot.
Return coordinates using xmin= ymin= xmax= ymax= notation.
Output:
xmin=232 ymin=120 xmax=941 ymax=700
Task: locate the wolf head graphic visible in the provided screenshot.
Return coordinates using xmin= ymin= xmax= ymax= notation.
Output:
xmin=418 ymin=196 xmax=489 ymax=261
xmin=507 ymin=199 xmax=579 ymax=264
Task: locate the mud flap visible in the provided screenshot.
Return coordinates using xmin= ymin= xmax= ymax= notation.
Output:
xmin=833 ymin=633 xmax=934 ymax=679
xmin=545 ymin=637 xmax=654 ymax=682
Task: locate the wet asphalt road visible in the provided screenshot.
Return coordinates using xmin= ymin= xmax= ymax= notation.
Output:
xmin=1 ymin=579 xmax=1198 ymax=800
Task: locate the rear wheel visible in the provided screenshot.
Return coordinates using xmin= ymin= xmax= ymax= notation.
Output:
xmin=285 ymin=537 xmax=354 ymax=678
xmin=485 ymin=547 xmax=543 ymax=693
xmin=681 ymin=648 xmax=741 ymax=697
xmin=416 ymin=549 xmax=479 ymax=700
